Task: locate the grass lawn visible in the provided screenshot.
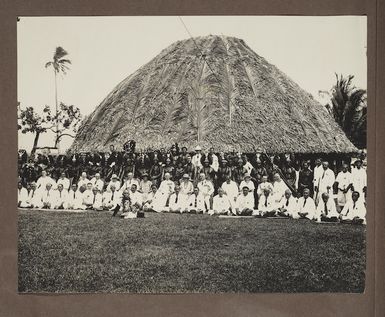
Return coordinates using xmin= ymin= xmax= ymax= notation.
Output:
xmin=18 ymin=209 xmax=366 ymax=293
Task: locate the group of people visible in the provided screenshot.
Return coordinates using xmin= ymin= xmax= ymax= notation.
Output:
xmin=17 ymin=143 xmax=367 ymax=223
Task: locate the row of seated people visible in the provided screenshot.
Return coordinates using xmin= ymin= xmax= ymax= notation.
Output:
xmin=18 ymin=170 xmax=366 ymax=224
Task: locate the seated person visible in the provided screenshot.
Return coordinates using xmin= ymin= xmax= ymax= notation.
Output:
xmin=26 ymin=182 xmax=42 ymax=209
xmin=257 ymin=175 xmax=274 ymax=198
xmin=107 ymin=174 xmax=121 ymax=192
xmin=88 ymin=187 xmax=103 ymax=211
xmin=158 ymin=172 xmax=175 ymax=209
xmin=168 ymin=185 xmax=188 ymax=213
xmin=53 ymin=183 xmax=68 ymax=209
xmin=277 ymin=189 xmax=298 ymax=217
xmin=41 ymin=183 xmax=56 ymax=209
xmin=221 ymin=174 xmax=239 ymax=210
xmin=143 ymin=185 xmax=164 ymax=213
xmin=187 ymin=187 xmax=206 ymax=214
xmin=256 ymin=188 xmax=277 ymax=217
xmin=340 ymin=191 xmax=366 ymax=224
xmin=113 ymin=189 xmax=144 ymax=219
xmin=65 ymin=184 xmax=83 ymax=210
xmin=102 ymin=184 xmax=120 ymax=210
xmin=316 ymin=192 xmax=339 ymax=222
xmin=18 ymin=181 xmax=29 ymax=208
xmin=235 ymin=186 xmax=254 ymax=216
xmin=81 ymin=182 xmax=94 ymax=210
xmin=210 ymin=187 xmax=232 ymax=215
xmin=296 ymin=188 xmax=316 ymax=220
xmin=129 ymin=184 xmax=143 ymax=214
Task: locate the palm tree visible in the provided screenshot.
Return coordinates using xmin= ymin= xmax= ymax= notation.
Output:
xmin=325 ymin=74 xmax=367 ymax=148
xmin=45 ymin=47 xmax=71 ymax=149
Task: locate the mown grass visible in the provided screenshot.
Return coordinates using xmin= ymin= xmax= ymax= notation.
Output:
xmin=18 ymin=210 xmax=366 ymax=293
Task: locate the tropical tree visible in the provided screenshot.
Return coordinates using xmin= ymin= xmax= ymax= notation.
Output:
xmin=18 ymin=103 xmax=82 ymax=155
xmin=45 ymin=46 xmax=71 ymax=148
xmin=323 ymin=74 xmax=367 ymax=149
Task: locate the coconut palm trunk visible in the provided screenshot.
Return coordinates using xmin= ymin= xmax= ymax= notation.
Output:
xmin=54 ymin=69 xmax=60 ymax=151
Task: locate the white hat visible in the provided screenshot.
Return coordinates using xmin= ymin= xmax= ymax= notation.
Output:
xmin=111 ymin=174 xmax=118 ymax=179
xmin=195 ymin=146 xmax=202 ymax=151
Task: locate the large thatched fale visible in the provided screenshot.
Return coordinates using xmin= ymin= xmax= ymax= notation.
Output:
xmin=71 ymin=35 xmax=357 ymax=153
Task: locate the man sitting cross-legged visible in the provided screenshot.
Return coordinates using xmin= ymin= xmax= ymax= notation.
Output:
xmin=295 ymin=188 xmax=316 ymax=220
xmin=65 ymin=184 xmax=83 ymax=210
xmin=168 ymin=185 xmax=188 ymax=213
xmin=128 ymin=184 xmax=144 ymax=217
xmin=102 ymin=184 xmax=120 ymax=210
xmin=41 ymin=183 xmax=56 ymax=209
xmin=339 ymin=191 xmax=366 ymax=225
xmin=316 ymin=192 xmax=339 ymax=222
xmin=143 ymin=184 xmax=164 ymax=213
xmin=210 ymin=187 xmax=232 ymax=216
xmin=187 ymin=187 xmax=206 ymax=214
xmin=277 ymin=189 xmax=298 ymax=217
xmin=87 ymin=187 xmax=103 ymax=211
xmin=256 ymin=188 xmax=277 ymax=217
xmin=112 ymin=189 xmax=144 ymax=219
xmin=235 ymin=186 xmax=254 ymax=216
xmin=53 ymin=183 xmax=68 ymax=210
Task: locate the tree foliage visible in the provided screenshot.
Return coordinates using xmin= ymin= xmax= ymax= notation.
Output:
xmin=18 ymin=102 xmax=82 ymax=153
xmin=325 ymin=74 xmax=367 ymax=149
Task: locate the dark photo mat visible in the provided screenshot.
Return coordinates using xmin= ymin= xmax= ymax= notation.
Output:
xmin=1 ymin=0 xmax=384 ymax=316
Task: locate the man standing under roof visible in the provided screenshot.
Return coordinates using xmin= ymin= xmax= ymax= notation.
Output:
xmin=315 ymin=161 xmax=335 ymax=205
xmin=192 ymin=146 xmax=203 ymax=181
xmin=335 ymin=163 xmax=353 ymax=211
xmin=351 ymin=160 xmax=367 ymax=199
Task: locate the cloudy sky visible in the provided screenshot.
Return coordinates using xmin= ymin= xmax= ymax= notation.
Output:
xmin=17 ymin=16 xmax=367 ymax=152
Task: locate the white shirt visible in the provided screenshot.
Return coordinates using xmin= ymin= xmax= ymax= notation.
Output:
xmin=316 ymin=199 xmax=339 ymax=219
xmin=187 ymin=194 xmax=205 ymax=210
xmin=336 ymin=171 xmax=352 ymax=191
xmin=297 ymin=196 xmax=316 ymax=219
xmin=272 ymin=180 xmax=288 ymax=202
xmin=239 ymin=180 xmax=255 ymax=192
xmin=180 ymin=181 xmax=194 ymax=196
xmin=318 ymin=168 xmax=335 ymax=194
xmin=82 ymin=189 xmax=94 ymax=205
xmin=18 ymin=187 xmax=29 ymax=203
xmin=341 ymin=199 xmax=366 ymax=221
xmin=243 ymin=161 xmax=254 ymax=174
xmin=192 ymin=153 xmax=203 ymax=169
xmin=169 ymin=192 xmax=188 ymax=210
xmin=258 ymin=194 xmax=276 ymax=212
xmin=197 ymin=180 xmax=214 ymax=197
xmin=236 ymin=193 xmax=254 ymax=210
xmin=41 ymin=189 xmax=57 ymax=205
xmin=221 ymin=181 xmax=239 ymax=200
xmin=159 ymin=180 xmax=175 ymax=196
xmin=121 ymin=178 xmax=140 ymax=191
xmin=27 ymin=188 xmax=42 ymax=207
xmin=213 ymin=194 xmax=232 ymax=212
xmin=130 ymin=191 xmax=143 ymax=207
xmin=257 ymin=182 xmax=274 ymax=197
xmin=278 ymin=196 xmax=298 ymax=216
xmin=313 ymin=164 xmax=323 ymax=186
xmin=54 ymin=189 xmax=68 ymax=208
xmin=57 ymin=177 xmax=71 ymax=191
xmin=351 ymin=167 xmax=367 ymax=194
xmin=107 ymin=180 xmax=121 ymax=192
xmin=91 ymin=178 xmax=104 ymax=191
xmin=37 ymin=176 xmax=56 ymax=190
xmin=210 ymin=154 xmax=219 ymax=172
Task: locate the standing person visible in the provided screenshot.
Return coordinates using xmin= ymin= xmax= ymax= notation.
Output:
xmin=201 ymin=158 xmax=216 ymax=183
xmin=217 ymin=159 xmax=232 ymax=188
xmin=197 ymin=173 xmax=214 ymax=211
xmin=313 ymin=158 xmax=323 ymax=201
xmin=335 ymin=163 xmax=353 ymax=211
xmin=315 ymin=161 xmax=335 ymax=205
xmin=56 ymin=172 xmax=70 ymax=191
xmin=316 ymin=192 xmax=339 ymax=222
xmin=340 ymin=191 xmax=366 ymax=224
xmin=191 ymin=146 xmax=203 ymax=177
xmin=221 ymin=174 xmax=239 ymax=210
xmin=149 ymin=157 xmax=163 ymax=187
xmin=208 ymin=147 xmax=219 ymax=173
xmin=232 ymin=159 xmax=246 ymax=184
xmin=183 ymin=155 xmax=195 ymax=182
xmin=298 ymin=161 xmax=314 ymax=197
xmin=351 ymin=160 xmax=367 ymax=199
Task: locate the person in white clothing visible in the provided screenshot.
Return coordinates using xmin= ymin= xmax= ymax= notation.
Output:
xmin=41 ymin=183 xmax=56 ymax=209
xmin=296 ymin=188 xmax=316 ymax=220
xmin=277 ymin=189 xmax=298 ymax=218
xmin=257 ymin=175 xmax=274 ymax=198
xmin=340 ymin=191 xmax=366 ymax=224
xmin=26 ymin=182 xmax=42 ymax=208
xmin=239 ymin=173 xmax=255 ymax=200
xmin=65 ymin=184 xmax=83 ymax=210
xmin=187 ymin=187 xmax=206 ymax=213
xmin=121 ymin=172 xmax=140 ymax=192
xmin=313 ymin=158 xmax=323 ymax=193
xmin=235 ymin=187 xmax=254 ymax=216
xmin=102 ymin=184 xmax=120 ymax=210
xmin=143 ymin=185 xmax=165 ymax=213
xmin=81 ymin=183 xmax=95 ymax=210
xmin=107 ymin=174 xmax=121 ymax=192
xmin=56 ymin=172 xmax=70 ymax=191
xmin=197 ymin=173 xmax=214 ymax=210
xmin=139 ymin=173 xmax=152 ymax=202
xmin=335 ymin=164 xmax=353 ymax=209
xmin=221 ymin=175 xmax=239 ymax=209
xmin=168 ymin=185 xmax=187 ymax=213
xmin=179 ymin=174 xmax=194 ymax=198
xmin=36 ymin=170 xmax=56 ymax=191
xmin=316 ymin=192 xmax=339 ymax=222
xmin=272 ymin=173 xmax=288 ymax=205
xmin=257 ymin=188 xmax=277 ymax=217
xmin=77 ymin=172 xmax=90 ymax=190
xmin=129 ymin=184 xmax=143 ymax=210
xmin=90 ymin=173 xmax=104 ymax=191
xmin=211 ymin=187 xmax=232 ymax=215
xmin=351 ymin=160 xmax=367 ymax=198
xmin=209 ymin=147 xmax=219 ymax=172
xmin=18 ymin=182 xmax=29 ymax=208
xmin=54 ymin=184 xmax=68 ymax=209
xmin=158 ymin=172 xmax=175 ymax=208
xmin=191 ymin=146 xmax=203 ymax=173
xmin=315 ymin=161 xmax=335 ymax=205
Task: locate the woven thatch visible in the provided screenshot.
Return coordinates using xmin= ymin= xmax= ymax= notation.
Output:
xmin=71 ymin=35 xmax=357 ymax=153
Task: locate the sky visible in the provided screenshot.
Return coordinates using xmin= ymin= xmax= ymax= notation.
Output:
xmin=17 ymin=16 xmax=367 ymax=152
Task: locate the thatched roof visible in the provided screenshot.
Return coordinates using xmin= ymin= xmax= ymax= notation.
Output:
xmin=71 ymin=35 xmax=357 ymax=153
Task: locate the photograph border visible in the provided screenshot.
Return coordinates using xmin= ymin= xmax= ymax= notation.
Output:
xmin=1 ymin=0 xmax=384 ymax=316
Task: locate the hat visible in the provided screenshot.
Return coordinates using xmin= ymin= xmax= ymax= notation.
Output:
xmin=182 ymin=174 xmax=189 ymax=178
xmin=244 ymin=173 xmax=251 ymax=179
xmin=142 ymin=173 xmax=148 ymax=177
xmin=111 ymin=174 xmax=118 ymax=179
xmin=195 ymin=146 xmax=202 ymax=151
